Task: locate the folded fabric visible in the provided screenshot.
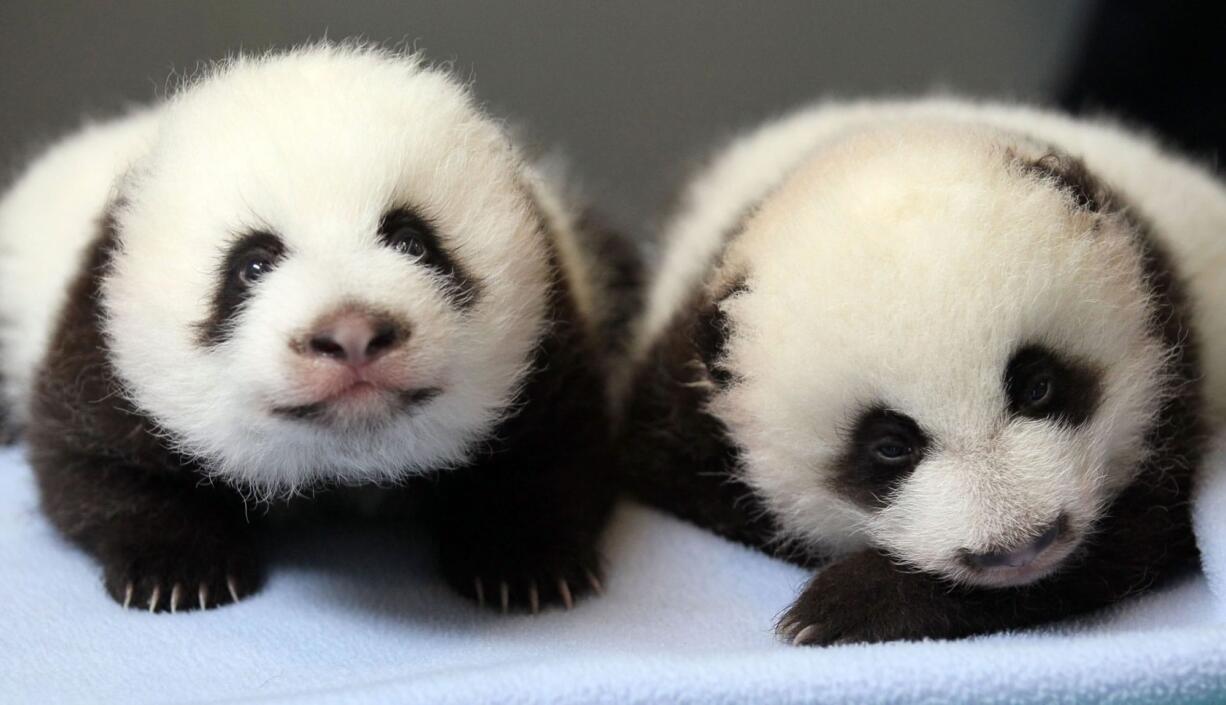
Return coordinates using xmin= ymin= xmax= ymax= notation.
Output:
xmin=2 ymin=443 xmax=1224 ymax=705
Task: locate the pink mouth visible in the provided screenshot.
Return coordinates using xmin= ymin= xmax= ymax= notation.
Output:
xmin=272 ymin=375 xmax=441 ymax=422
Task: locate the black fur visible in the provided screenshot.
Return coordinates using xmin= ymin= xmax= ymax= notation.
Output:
xmin=0 ymin=373 xmax=13 ymax=445
xmin=619 ymin=286 xmax=791 ymax=563
xmin=575 ymin=209 xmax=644 ymax=362
xmin=832 ymin=407 xmax=930 ymax=509
xmin=691 ymin=278 xmax=746 ymax=389
xmin=28 ymin=202 xmax=616 ymax=614
xmin=30 ymin=214 xmax=263 ymax=612
xmin=622 ymin=167 xmax=1203 ymax=643
xmin=429 ymin=216 xmax=618 ymax=612
xmin=1004 ymin=344 xmax=1102 ymax=427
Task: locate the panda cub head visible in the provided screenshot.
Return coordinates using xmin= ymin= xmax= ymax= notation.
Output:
xmin=102 ymin=46 xmax=554 ymax=496
xmin=701 ymin=122 xmax=1184 ymax=588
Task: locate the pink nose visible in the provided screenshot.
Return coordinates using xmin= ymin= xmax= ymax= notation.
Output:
xmin=962 ymin=517 xmax=1065 ymax=571
xmin=300 ymin=311 xmax=406 ymax=367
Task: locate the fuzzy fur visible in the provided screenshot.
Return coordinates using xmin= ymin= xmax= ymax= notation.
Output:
xmin=622 ymin=98 xmax=1226 ymax=643
xmin=101 ymin=48 xmax=557 ymax=494
xmin=2 ymin=44 xmax=618 ymax=613
xmin=0 ymin=110 xmax=160 ymax=433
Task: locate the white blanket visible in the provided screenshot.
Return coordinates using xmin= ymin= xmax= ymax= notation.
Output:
xmin=3 ymin=442 xmax=1225 ymax=704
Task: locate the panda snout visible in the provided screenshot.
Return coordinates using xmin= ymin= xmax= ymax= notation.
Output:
xmin=296 ymin=307 xmax=409 ymax=369
xmin=960 ymin=514 xmax=1068 ymax=572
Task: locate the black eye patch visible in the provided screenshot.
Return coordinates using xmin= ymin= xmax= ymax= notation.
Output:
xmin=833 ymin=406 xmax=930 ymax=509
xmin=196 ymin=231 xmax=287 ymax=347
xmin=1003 ymin=344 xmax=1100 ymax=427
xmin=378 ymin=207 xmax=478 ymax=309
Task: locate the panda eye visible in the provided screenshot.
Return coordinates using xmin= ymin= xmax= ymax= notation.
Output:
xmin=1004 ymin=344 xmax=1100 ymax=426
xmin=836 ymin=407 xmax=929 ymax=508
xmin=227 ymin=233 xmax=285 ymax=290
xmin=198 ymin=230 xmax=287 ymax=346
xmin=1006 ymin=349 xmax=1057 ymax=418
xmin=238 ymin=251 xmax=277 ymax=287
xmin=388 ymin=226 xmax=429 ymax=261
xmin=1026 ymin=375 xmax=1052 ymax=408
xmin=375 ymin=206 xmax=478 ymax=309
xmin=870 ymin=437 xmax=914 ymax=464
xmin=379 ymin=208 xmax=436 ymax=263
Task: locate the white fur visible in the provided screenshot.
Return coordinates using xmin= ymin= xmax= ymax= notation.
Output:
xmin=0 ymin=111 xmax=160 ymax=423
xmin=1 ymin=45 xmax=592 ymax=498
xmin=641 ymin=99 xmax=1226 ymax=585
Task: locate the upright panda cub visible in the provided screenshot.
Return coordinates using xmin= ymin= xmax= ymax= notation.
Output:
xmin=623 ymin=99 xmax=1226 ymax=644
xmin=0 ymin=45 xmax=617 ymax=614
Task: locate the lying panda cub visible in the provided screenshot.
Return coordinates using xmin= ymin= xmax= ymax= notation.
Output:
xmin=622 ymin=99 xmax=1226 ymax=644
xmin=0 ymin=45 xmax=618 ymax=614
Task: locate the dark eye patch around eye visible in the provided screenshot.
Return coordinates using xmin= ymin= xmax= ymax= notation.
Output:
xmin=378 ymin=207 xmax=478 ymax=310
xmin=832 ymin=406 xmax=930 ymax=509
xmin=1003 ymin=344 xmax=1100 ymax=427
xmin=196 ymin=230 xmax=286 ymax=347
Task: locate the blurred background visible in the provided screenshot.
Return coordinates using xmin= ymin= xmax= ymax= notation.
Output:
xmin=1 ymin=1 xmax=1220 ymax=239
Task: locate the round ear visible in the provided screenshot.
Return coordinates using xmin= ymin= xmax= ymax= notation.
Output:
xmin=691 ymin=273 xmax=748 ymax=388
xmin=1007 ymin=147 xmax=1112 ymax=214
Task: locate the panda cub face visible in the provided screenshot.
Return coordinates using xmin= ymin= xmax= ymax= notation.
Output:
xmin=705 ymin=124 xmax=1174 ymax=588
xmin=102 ymin=47 xmax=553 ymax=496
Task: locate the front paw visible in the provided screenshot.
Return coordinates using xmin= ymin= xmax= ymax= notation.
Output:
xmin=777 ymin=550 xmax=958 ymax=646
xmin=439 ymin=529 xmax=604 ymax=614
xmin=100 ymin=541 xmax=262 ymax=613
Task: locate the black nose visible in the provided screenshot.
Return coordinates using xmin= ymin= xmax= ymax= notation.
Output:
xmin=962 ymin=517 xmax=1065 ymax=571
xmin=300 ymin=310 xmax=407 ymax=366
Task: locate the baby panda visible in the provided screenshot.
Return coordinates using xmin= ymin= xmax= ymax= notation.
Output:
xmin=622 ymin=98 xmax=1226 ymax=644
xmin=0 ymin=45 xmax=618 ymax=614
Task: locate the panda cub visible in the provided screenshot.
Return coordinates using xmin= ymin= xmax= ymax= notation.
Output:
xmin=622 ymin=99 xmax=1226 ymax=644
xmin=0 ymin=45 xmax=617 ymax=613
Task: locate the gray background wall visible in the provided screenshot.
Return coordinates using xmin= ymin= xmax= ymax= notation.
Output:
xmin=0 ymin=1 xmax=1090 ymax=237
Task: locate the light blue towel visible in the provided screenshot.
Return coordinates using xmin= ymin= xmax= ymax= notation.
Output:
xmin=2 ymin=442 xmax=1224 ymax=704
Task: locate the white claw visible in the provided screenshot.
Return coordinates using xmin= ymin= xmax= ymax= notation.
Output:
xmin=528 ymin=581 xmax=540 ymax=615
xmin=148 ymin=584 xmax=161 ymax=613
xmin=198 ymin=583 xmax=209 ymax=611
xmin=681 ymin=380 xmax=716 ymax=390
xmin=226 ymin=575 xmax=240 ymax=604
xmin=122 ymin=582 xmax=134 ymax=609
xmin=557 ymin=579 xmax=574 ymax=610
xmin=792 ymin=624 xmax=820 ymax=647
xmin=474 ymin=577 xmax=485 ymax=608
xmin=499 ymin=581 xmax=509 ymax=614
xmin=170 ymin=583 xmax=183 ymax=614
xmin=586 ymin=570 xmax=604 ymax=595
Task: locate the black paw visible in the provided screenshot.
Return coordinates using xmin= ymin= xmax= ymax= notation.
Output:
xmin=100 ymin=542 xmax=262 ymax=613
xmin=777 ymin=550 xmax=962 ymax=646
xmin=439 ymin=533 xmax=604 ymax=614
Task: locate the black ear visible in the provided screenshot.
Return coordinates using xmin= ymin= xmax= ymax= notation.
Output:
xmin=691 ymin=277 xmax=747 ymax=388
xmin=1016 ymin=151 xmax=1108 ymax=213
